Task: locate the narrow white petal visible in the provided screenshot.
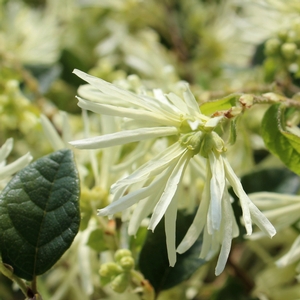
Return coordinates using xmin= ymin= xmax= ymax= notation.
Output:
xmin=177 ymin=188 xmax=210 ymax=253
xmin=177 ymin=159 xmax=211 ymax=254
xmin=276 ymin=236 xmax=300 ymax=267
xmin=98 ymin=190 xmax=139 ymax=216
xmin=222 ymin=155 xmax=252 ymax=234
xmin=97 ymin=178 xmax=163 ymax=216
xmin=187 ymin=120 xmax=200 ymax=130
xmin=182 ymin=86 xmax=201 ymax=114
xmin=199 ymin=227 xmax=213 ymax=259
xmin=77 ymin=97 xmax=180 ymax=126
xmin=74 ymin=69 xmax=145 ymax=107
xmin=70 ymin=127 xmax=178 ymax=149
xmin=250 ymin=192 xmax=300 ymax=209
xmin=248 ymin=202 xmax=276 ymax=238
xmin=262 ymin=203 xmax=300 ymax=230
xmin=61 ymin=111 xmax=72 ymax=144
xmin=204 ymin=116 xmax=224 ymax=129
xmin=40 ymin=114 xmax=65 ymax=150
xmin=138 ymin=94 xmax=182 ymax=121
xmin=128 ymin=193 xmax=161 ymax=236
xmin=0 ymin=152 xmax=33 ymax=180
xmin=111 ymin=143 xmax=184 ymax=193
xmin=208 ymin=152 xmax=226 ymax=231
xmin=215 ymin=198 xmax=233 ymax=276
xmin=111 ymin=185 xmax=128 ymax=203
xmin=0 ymin=138 xmax=13 ymax=162
xmin=166 ymin=93 xmax=190 ymax=114
xmin=165 ymin=192 xmax=178 ymax=267
xmin=189 ymin=155 xmax=207 ymax=179
xmin=148 ymin=151 xmax=190 ymax=231
xmin=151 ymin=90 xmax=182 ymax=116
xmin=75 ymin=70 xmax=183 ymax=123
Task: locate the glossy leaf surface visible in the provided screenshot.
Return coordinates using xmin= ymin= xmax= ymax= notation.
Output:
xmin=261 ymin=103 xmax=300 ymax=175
xmin=0 ymin=149 xmax=80 ymax=281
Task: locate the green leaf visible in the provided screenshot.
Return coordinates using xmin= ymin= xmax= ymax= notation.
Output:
xmin=261 ymin=103 xmax=300 ymax=175
xmin=200 ymin=94 xmax=239 ymax=116
xmin=0 ymin=149 xmax=80 ymax=281
xmin=139 ymin=211 xmax=206 ymax=294
xmin=86 ymin=229 xmax=108 ymax=252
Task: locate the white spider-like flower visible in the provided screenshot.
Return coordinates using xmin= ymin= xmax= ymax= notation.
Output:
xmin=70 ymin=70 xmax=276 ymax=275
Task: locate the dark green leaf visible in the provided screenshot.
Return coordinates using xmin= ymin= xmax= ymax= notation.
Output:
xmin=139 ymin=211 xmax=206 ymax=293
xmin=59 ymin=49 xmax=89 ymax=87
xmin=241 ymin=168 xmax=300 ymax=195
xmin=261 ymin=103 xmax=300 ymax=175
xmin=211 ymin=276 xmax=258 ymax=300
xmin=0 ymin=149 xmax=80 ymax=281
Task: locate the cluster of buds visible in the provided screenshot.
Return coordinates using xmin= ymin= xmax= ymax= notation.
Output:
xmin=264 ymin=20 xmax=300 ymax=78
xmin=99 ymin=249 xmax=135 ymax=293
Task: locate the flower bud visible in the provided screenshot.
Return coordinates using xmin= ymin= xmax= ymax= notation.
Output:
xmin=110 ymin=273 xmax=130 ymax=293
xmin=99 ymin=262 xmax=122 ymax=279
xmin=179 ymin=131 xmax=204 ymax=157
xmin=278 ymin=29 xmax=288 ymax=42
xmin=114 ymin=249 xmax=132 ymax=263
xmin=199 ymin=132 xmax=225 ymax=158
xmin=120 ymin=256 xmax=135 ymax=271
xmin=265 ymin=38 xmax=281 ymax=56
xmin=281 ymin=43 xmax=297 ymax=60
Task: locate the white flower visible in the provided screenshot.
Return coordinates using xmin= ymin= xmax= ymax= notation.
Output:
xmin=0 ymin=138 xmax=32 ymax=183
xmin=70 ymin=70 xmax=276 ymax=274
xmin=1 ymin=2 xmax=60 ymax=65
xmin=177 ymin=151 xmax=276 ymax=275
xmin=69 ymin=69 xmax=211 ymax=151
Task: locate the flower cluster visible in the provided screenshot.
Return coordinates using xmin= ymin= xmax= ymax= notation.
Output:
xmin=70 ymin=70 xmax=276 ymax=275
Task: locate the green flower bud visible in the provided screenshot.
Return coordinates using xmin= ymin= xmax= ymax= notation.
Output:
xmin=120 ymin=256 xmax=135 ymax=271
xmin=265 ymin=38 xmax=281 ymax=56
xmin=281 ymin=43 xmax=297 ymax=60
xmin=179 ymin=131 xmax=204 ymax=157
xmin=110 ymin=273 xmax=130 ymax=293
xmin=278 ymin=29 xmax=288 ymax=42
xmin=99 ymin=262 xmax=122 ymax=279
xmin=114 ymin=249 xmax=132 ymax=263
xmin=199 ymin=132 xmax=226 ymax=158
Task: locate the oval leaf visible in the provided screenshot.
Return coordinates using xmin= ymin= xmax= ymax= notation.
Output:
xmin=0 ymin=149 xmax=80 ymax=281
xmin=261 ymin=103 xmax=300 ymax=175
xmin=200 ymin=94 xmax=240 ymax=116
